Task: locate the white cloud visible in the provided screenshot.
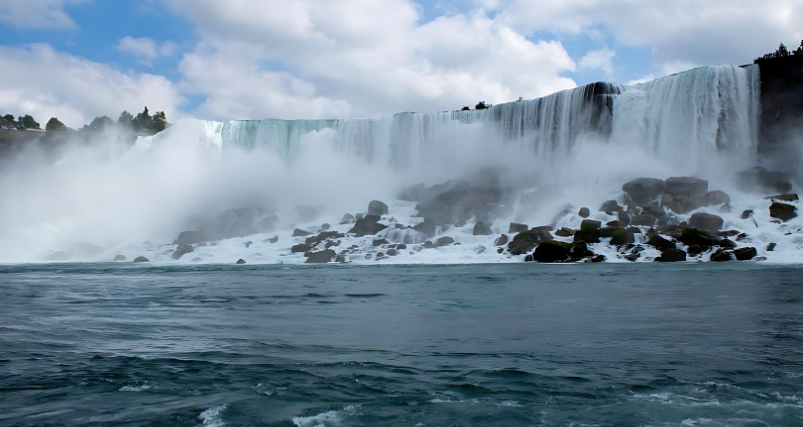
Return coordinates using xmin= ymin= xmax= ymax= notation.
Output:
xmin=579 ymin=48 xmax=615 ymax=75
xmin=165 ymin=0 xmax=578 ymax=120
xmin=0 ymin=0 xmax=88 ymax=30
xmin=493 ymin=0 xmax=803 ymax=73
xmin=117 ymin=36 xmax=177 ymax=67
xmin=0 ymin=44 xmax=183 ymax=128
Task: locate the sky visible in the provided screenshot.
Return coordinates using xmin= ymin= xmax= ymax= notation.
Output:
xmin=0 ymin=0 xmax=801 ymax=128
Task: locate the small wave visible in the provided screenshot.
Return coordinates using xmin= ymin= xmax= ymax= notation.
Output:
xmin=119 ymin=384 xmax=151 ymax=392
xmin=199 ymin=404 xmax=227 ymax=427
xmin=292 ymin=405 xmax=359 ymax=427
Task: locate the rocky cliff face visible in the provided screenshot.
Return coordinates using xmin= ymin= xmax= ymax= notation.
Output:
xmin=755 ymin=55 xmax=803 ymax=169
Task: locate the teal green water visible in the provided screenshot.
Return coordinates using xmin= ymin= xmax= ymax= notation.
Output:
xmin=1 ymin=263 xmax=802 ymax=426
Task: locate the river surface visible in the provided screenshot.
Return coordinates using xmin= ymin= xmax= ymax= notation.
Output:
xmin=1 ymin=263 xmax=802 ymax=426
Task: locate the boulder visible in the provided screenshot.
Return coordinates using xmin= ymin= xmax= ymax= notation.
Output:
xmin=268 ymin=236 xmax=279 ymax=243
xmin=622 ymin=178 xmax=664 ymax=204
xmin=508 ymin=222 xmax=529 ymax=233
xmin=719 ymin=203 xmax=732 ymax=213
xmin=578 ymin=207 xmax=590 ymax=218
xmin=720 ymin=239 xmax=737 ymax=249
xmin=494 ymin=234 xmax=509 ymax=246
xmin=765 ymin=193 xmax=799 ymax=202
xmin=734 ymin=247 xmax=757 ymax=261
xmin=340 ymin=213 xmax=355 ymax=224
xmin=647 ymin=234 xmax=675 ymax=250
xmin=114 ymin=255 xmax=126 ymax=261
xmin=664 ymin=177 xmax=709 ymax=198
xmin=631 ymin=214 xmax=657 ymax=226
xmin=373 ymin=239 xmax=389 ymax=246
xmin=740 ymin=210 xmax=753 ymax=219
xmin=413 ymin=218 xmax=436 ymax=237
xmin=473 ymin=221 xmax=494 ymax=235
xmin=736 ymin=167 xmax=792 ymax=194
xmin=710 ymin=249 xmax=732 ymax=262
xmin=655 ymin=248 xmax=687 ymax=262
xmin=368 ymin=200 xmax=389 ymax=216
xmin=617 ymin=210 xmax=631 ymax=226
xmin=133 ymin=256 xmax=150 ymax=263
xmin=293 ymin=228 xmax=312 ymax=237
xmin=767 ymin=243 xmax=777 ymax=251
xmin=320 ymin=223 xmax=331 ymax=231
xmin=599 ymin=199 xmax=622 ymax=212
xmin=435 ymin=236 xmax=455 ymax=247
xmin=325 ymin=241 xmax=340 ymax=248
xmin=580 ymin=219 xmax=602 ymax=230
xmin=335 ymin=255 xmax=350 ymax=263
xmin=387 ymin=248 xmax=398 ymax=256
xmin=555 ymin=227 xmax=575 ymax=237
xmin=174 ymin=231 xmax=206 ymax=245
xmin=244 ymin=241 xmax=253 ymax=248
xmin=702 ymin=190 xmax=731 ymax=206
xmin=291 ymin=243 xmax=311 ymax=253
xmin=569 ymin=241 xmax=594 ymax=259
xmin=236 ymin=259 xmax=247 ymax=264
xmin=689 ymin=213 xmax=724 ymax=232
xmin=532 ymin=240 xmax=572 ymax=262
xmin=348 ymin=215 xmax=388 ymax=237
xmin=680 ymin=228 xmax=720 ymax=247
xmin=306 ymin=249 xmax=336 ymax=264
xmin=609 ymin=229 xmax=634 ymax=245
xmin=573 ymin=226 xmax=601 ymax=244
xmin=687 ymin=245 xmax=705 ymax=256
xmin=172 ymin=244 xmax=194 ymax=260
xmin=770 ymin=202 xmax=798 ymax=221
xmin=640 ymin=205 xmax=666 ymax=218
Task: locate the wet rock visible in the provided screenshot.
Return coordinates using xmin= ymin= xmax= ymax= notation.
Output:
xmin=702 ymin=190 xmax=731 ymax=206
xmin=710 ymin=249 xmax=733 ymax=262
xmin=646 ymin=234 xmax=674 ymax=250
xmin=236 ymin=259 xmax=247 ymax=264
xmin=740 ymin=210 xmax=753 ymax=219
xmin=736 ymin=167 xmax=792 ymax=194
xmin=435 ymin=236 xmax=455 ymax=247
xmin=320 ymin=223 xmax=331 ymax=231
xmin=524 ymin=254 xmax=534 ymax=262
xmin=689 ymin=213 xmax=724 ymax=232
xmin=497 ymin=247 xmax=504 ymax=254
xmin=373 ymin=239 xmax=389 ymax=246
xmin=325 ymin=241 xmax=340 ymax=249
xmin=306 ymin=249 xmax=336 ymax=264
xmin=573 ymin=226 xmax=601 ymax=244
xmin=655 ymin=248 xmax=687 ymax=262
xmin=617 ymin=210 xmax=631 ymax=226
xmin=680 ymin=228 xmax=720 ymax=247
xmin=770 ymin=202 xmax=798 ymax=221
xmin=622 ymin=178 xmax=664 ymax=204
xmin=172 ymin=244 xmax=194 ymax=260
xmin=580 ymin=219 xmax=602 ymax=230
xmin=569 ymin=241 xmax=594 ymax=260
xmin=765 ymin=193 xmax=799 ymax=202
xmin=687 ymin=245 xmax=705 ymax=256
xmin=641 ymin=205 xmax=666 ymax=218
xmin=631 ymin=214 xmax=657 ymax=226
xmin=340 ymin=213 xmax=355 ymax=224
xmin=473 ymin=220 xmax=494 ymax=235
xmin=508 ymin=222 xmax=529 ymax=233
xmin=368 ymin=200 xmax=389 ymax=216
xmin=348 ymin=215 xmax=388 ymax=237
xmin=305 ymin=236 xmax=317 ymax=245
xmin=767 ymin=243 xmax=777 ymax=251
xmin=578 ymin=207 xmax=590 ymax=218
xmin=664 ymin=177 xmax=709 ymax=199
xmin=114 ymin=255 xmax=126 ymax=261
xmin=606 ymin=220 xmax=626 ymax=229
xmin=133 ymin=256 xmax=150 ymax=263
xmin=494 ymin=234 xmax=509 ymax=246
xmin=590 ymin=255 xmax=606 ymax=263
xmin=532 ymin=240 xmax=572 ymax=262
xmin=734 ymin=247 xmax=757 ymax=261
xmin=413 ymin=218 xmax=436 ymax=238
xmin=291 ymin=243 xmax=311 ymax=253
xmin=174 ymin=231 xmax=206 ymax=245
xmin=335 ymin=255 xmax=350 ymax=263
xmin=293 ymin=228 xmax=312 ymax=237
xmin=555 ymin=227 xmax=575 ymax=237
xmin=267 ymin=236 xmax=278 ymax=243
xmin=720 ymin=239 xmax=737 ymax=249
xmin=397 ymin=244 xmax=407 ymax=250
xmin=599 ymin=227 xmax=618 ymax=238
xmin=387 ymin=249 xmax=398 ymax=256
xmin=599 ymin=199 xmax=621 ymax=213
xmin=244 ymin=241 xmax=253 ymax=248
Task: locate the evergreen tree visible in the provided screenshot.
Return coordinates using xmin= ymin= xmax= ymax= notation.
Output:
xmin=46 ymin=117 xmax=70 ymax=135
xmin=134 ymin=107 xmax=153 ymax=134
xmin=118 ymin=110 xmax=134 ymax=128
xmin=84 ymin=115 xmax=113 ymax=132
xmin=152 ymin=111 xmax=167 ymax=133
xmin=18 ymin=114 xmax=40 ymax=129
xmin=0 ymin=115 xmax=14 ymax=130
xmin=777 ymin=43 xmax=790 ymax=57
xmin=475 ymin=101 xmax=490 ymax=110
xmin=795 ymin=41 xmax=803 ymax=56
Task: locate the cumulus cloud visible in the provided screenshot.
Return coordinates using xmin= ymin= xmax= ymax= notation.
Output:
xmin=0 ymin=44 xmax=183 ymax=128
xmin=0 ymin=0 xmax=88 ymax=30
xmin=117 ymin=36 xmax=177 ymax=67
xmin=493 ymin=0 xmax=803 ymax=72
xmin=165 ymin=0 xmax=578 ymax=120
xmin=579 ymin=48 xmax=615 ymax=75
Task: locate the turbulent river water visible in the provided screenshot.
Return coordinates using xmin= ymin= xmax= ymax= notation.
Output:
xmin=1 ymin=263 xmax=802 ymax=426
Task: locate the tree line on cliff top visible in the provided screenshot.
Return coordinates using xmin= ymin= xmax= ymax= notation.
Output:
xmin=755 ymin=40 xmax=803 ymax=61
xmin=0 ymin=107 xmax=168 ymax=137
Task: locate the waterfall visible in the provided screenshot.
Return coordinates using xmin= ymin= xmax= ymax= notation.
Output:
xmin=211 ymin=65 xmax=760 ymax=171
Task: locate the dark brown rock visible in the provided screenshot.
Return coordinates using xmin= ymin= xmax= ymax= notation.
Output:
xmin=368 ymin=200 xmax=389 ymax=216
xmin=236 ymin=259 xmax=246 ymax=264
xmin=734 ymin=247 xmax=757 ymax=261
xmin=599 ymin=199 xmax=621 ymax=212
xmin=494 ymin=234 xmax=509 ymax=246
xmin=664 ymin=177 xmax=708 ymax=198
xmin=509 ymin=222 xmax=529 ymax=233
xmin=702 ymin=190 xmax=731 ymax=206
xmin=435 ymin=236 xmax=455 ymax=247
xmin=578 ymin=207 xmax=590 ymax=218
xmin=555 ymin=227 xmax=575 ymax=237
xmin=532 ymin=240 xmax=572 ymax=262
xmin=291 ymin=243 xmax=311 ymax=253
xmin=306 ymin=249 xmax=336 ymax=263
xmin=710 ymin=249 xmax=732 ymax=262
xmin=689 ymin=213 xmax=724 ymax=232
xmin=622 ymin=178 xmax=664 ymax=204
xmin=172 ymin=244 xmax=194 ymax=260
xmin=647 ymin=234 xmax=675 ymax=250
xmin=740 ymin=210 xmax=753 ymax=219
xmin=655 ymin=248 xmax=687 ymax=262
xmin=770 ymin=202 xmax=798 ymax=221
xmin=580 ymin=219 xmax=602 ymax=229
xmin=631 ymin=214 xmax=657 ymax=226
xmin=765 ymin=193 xmax=799 ymax=202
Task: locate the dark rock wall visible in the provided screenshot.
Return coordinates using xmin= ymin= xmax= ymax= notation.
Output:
xmin=755 ymin=55 xmax=803 ymax=175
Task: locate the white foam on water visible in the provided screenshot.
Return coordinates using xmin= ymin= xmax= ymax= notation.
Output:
xmin=291 ymin=405 xmax=359 ymax=427
xmin=198 ymin=404 xmax=227 ymax=427
xmin=118 ymin=384 xmax=151 ymax=392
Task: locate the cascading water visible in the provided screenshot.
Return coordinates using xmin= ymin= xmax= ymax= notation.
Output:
xmin=215 ymin=65 xmax=760 ymax=172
